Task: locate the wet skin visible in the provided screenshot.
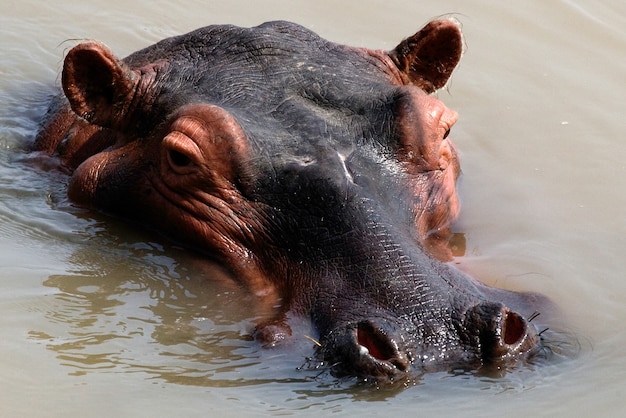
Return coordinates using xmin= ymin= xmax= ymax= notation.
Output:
xmin=33 ymin=19 xmax=548 ymax=381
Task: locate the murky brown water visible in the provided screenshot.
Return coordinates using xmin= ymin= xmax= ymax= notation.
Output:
xmin=1 ymin=0 xmax=625 ymax=416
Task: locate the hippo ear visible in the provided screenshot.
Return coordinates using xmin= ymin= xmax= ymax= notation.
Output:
xmin=62 ymin=41 xmax=138 ymax=127
xmin=389 ymin=19 xmax=463 ymax=93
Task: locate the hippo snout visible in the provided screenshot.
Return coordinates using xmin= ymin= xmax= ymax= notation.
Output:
xmin=320 ymin=320 xmax=411 ymax=379
xmin=464 ymin=303 xmax=540 ymax=363
xmin=321 ymin=304 xmax=541 ymax=379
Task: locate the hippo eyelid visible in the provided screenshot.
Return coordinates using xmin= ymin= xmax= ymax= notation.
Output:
xmin=162 ymin=131 xmax=202 ymax=173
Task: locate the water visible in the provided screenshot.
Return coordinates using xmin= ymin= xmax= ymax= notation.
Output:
xmin=1 ymin=0 xmax=625 ymax=416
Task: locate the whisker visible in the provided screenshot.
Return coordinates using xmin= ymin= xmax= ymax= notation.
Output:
xmin=538 ymin=327 xmax=550 ymax=337
xmin=304 ymin=335 xmax=322 ymax=347
xmin=528 ymin=311 xmax=541 ymax=322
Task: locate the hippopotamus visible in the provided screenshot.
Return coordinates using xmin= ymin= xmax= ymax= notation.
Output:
xmin=32 ymin=19 xmax=548 ymax=381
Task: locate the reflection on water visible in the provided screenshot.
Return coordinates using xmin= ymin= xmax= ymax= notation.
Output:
xmin=29 ymin=229 xmax=279 ymax=386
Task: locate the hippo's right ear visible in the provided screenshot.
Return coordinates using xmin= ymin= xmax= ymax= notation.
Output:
xmin=62 ymin=42 xmax=138 ymax=127
xmin=389 ymin=19 xmax=463 ymax=93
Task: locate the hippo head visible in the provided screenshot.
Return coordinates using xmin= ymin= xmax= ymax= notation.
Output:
xmin=34 ymin=20 xmax=547 ymax=381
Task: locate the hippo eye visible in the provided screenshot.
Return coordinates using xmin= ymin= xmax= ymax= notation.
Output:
xmin=168 ymin=149 xmax=192 ymax=167
xmin=443 ymin=128 xmax=451 ymax=139
xmin=162 ymin=130 xmax=202 ymax=174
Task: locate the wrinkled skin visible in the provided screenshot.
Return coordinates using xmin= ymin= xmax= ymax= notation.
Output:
xmin=33 ymin=20 xmax=549 ymax=381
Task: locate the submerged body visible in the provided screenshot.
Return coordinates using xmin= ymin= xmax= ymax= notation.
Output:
xmin=33 ymin=19 xmax=547 ymax=381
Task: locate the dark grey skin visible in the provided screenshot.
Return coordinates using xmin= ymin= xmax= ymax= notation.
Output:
xmin=33 ymin=20 xmax=548 ymax=381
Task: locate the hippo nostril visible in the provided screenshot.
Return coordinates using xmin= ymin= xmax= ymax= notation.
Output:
xmin=356 ymin=321 xmax=396 ymax=361
xmin=322 ymin=321 xmax=410 ymax=377
xmin=503 ymin=310 xmax=526 ymax=345
xmin=465 ymin=303 xmax=540 ymax=362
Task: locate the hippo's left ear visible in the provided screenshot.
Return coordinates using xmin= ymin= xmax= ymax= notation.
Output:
xmin=62 ymin=41 xmax=139 ymax=128
xmin=389 ymin=19 xmax=463 ymax=93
